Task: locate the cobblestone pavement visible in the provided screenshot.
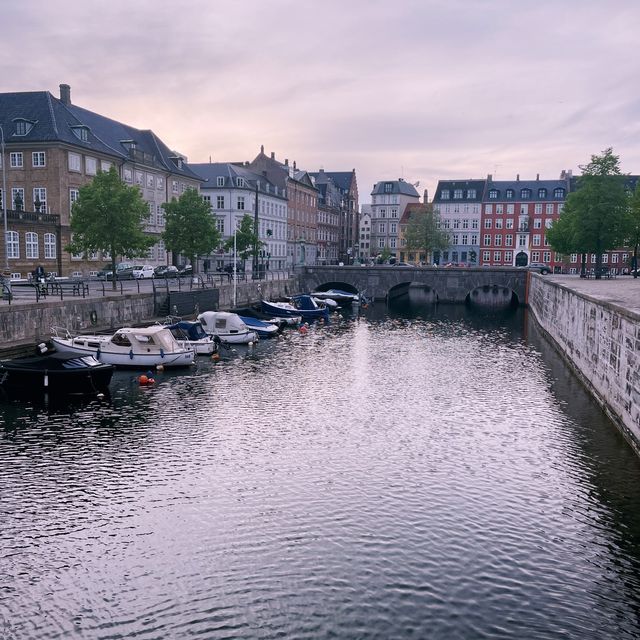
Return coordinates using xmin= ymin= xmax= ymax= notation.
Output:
xmin=545 ymin=274 xmax=640 ymax=317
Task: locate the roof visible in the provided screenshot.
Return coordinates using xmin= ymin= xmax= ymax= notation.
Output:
xmin=309 ymin=170 xmax=355 ymax=194
xmin=371 ymin=179 xmax=420 ymax=197
xmin=0 ymin=90 xmax=201 ymax=181
xmin=486 ymin=179 xmax=568 ymax=201
xmin=400 ymin=202 xmax=430 ymax=224
xmin=433 ymin=179 xmax=486 ymax=202
xmin=189 ymin=162 xmax=286 ymax=199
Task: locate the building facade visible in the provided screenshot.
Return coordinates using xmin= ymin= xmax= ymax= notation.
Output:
xmin=369 ymin=179 xmax=420 ymax=259
xmin=190 ymin=162 xmax=288 ymax=273
xmin=359 ymin=205 xmax=372 ymax=262
xmin=432 ymin=179 xmax=485 ymax=266
xmin=0 ymin=84 xmax=201 ymax=278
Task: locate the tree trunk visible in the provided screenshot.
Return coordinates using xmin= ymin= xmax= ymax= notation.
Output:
xmin=111 ymin=257 xmax=117 ymax=291
xmin=595 ymin=241 xmax=602 ymax=279
xmin=580 ymin=253 xmax=586 ymax=278
xmin=633 ymin=244 xmax=638 ymax=278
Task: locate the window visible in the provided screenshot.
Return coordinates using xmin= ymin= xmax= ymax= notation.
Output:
xmin=390 ymin=238 xmax=396 ymax=248
xmin=378 ymin=238 xmax=385 ymax=248
xmin=384 ymin=183 xmax=393 ymax=193
xmin=86 ymin=157 xmax=98 ymax=175
xmin=538 ymin=188 xmax=547 ymax=198
xmin=472 ymin=219 xmax=479 ymax=229
xmin=72 ymin=126 xmax=89 ymax=142
xmin=484 ymin=219 xmax=492 ymax=229
xmin=495 ymin=219 xmax=503 ymax=229
xmin=25 ymin=232 xmax=38 ymax=259
xmin=520 ymin=204 xmax=529 ymax=215
xmin=533 ymin=219 xmax=542 ymax=229
xmin=462 ymin=234 xmax=468 ymax=245
xmin=135 ymin=171 xmax=144 ymax=185
xmin=123 ymin=167 xmax=133 ymax=182
xmin=506 ymin=204 xmax=514 ymax=215
xmin=236 ymin=177 xmax=245 ymax=187
xmin=441 ymin=190 xmax=450 ymax=199
xmin=505 ymin=234 xmax=513 ymax=246
xmin=534 ymin=204 xmax=542 ymax=215
xmin=44 ymin=233 xmax=56 ymax=259
xmin=521 ymin=189 xmax=531 ymax=199
xmin=506 ymin=219 xmax=514 ymax=229
xmin=69 ymin=188 xmax=79 ymax=212
xmin=453 ymin=219 xmax=460 ymax=229
xmin=10 ymin=152 xmax=23 ymax=168
xmin=493 ymin=251 xmax=501 ymax=262
xmin=602 ymin=254 xmax=609 ymax=264
xmin=495 ymin=235 xmax=502 ymax=247
xmin=157 ymin=176 xmax=164 ymax=190
xmin=483 ymin=234 xmax=491 ymax=246
xmin=495 ymin=204 xmax=503 ymax=214
xmin=570 ymin=253 xmax=578 ymax=263
xmin=101 ymin=161 xmax=112 ymax=172
xmin=485 ymin=204 xmax=493 ymax=214
xmin=505 ymin=251 xmax=513 ymax=263
xmin=391 ymin=209 xmax=398 ymax=217
xmin=215 ymin=218 xmax=224 ymax=234
xmin=147 ymin=174 xmax=155 ymax=188
xmin=454 ymin=189 xmax=463 ymax=199
xmin=33 ymin=187 xmax=47 ymax=211
xmin=14 ymin=120 xmax=33 ymax=136
xmin=202 ymin=195 xmax=211 ymax=209
xmin=172 ymin=180 xmax=179 ymax=194
xmin=32 ymin=151 xmax=46 ymax=167
xmin=216 ymin=195 xmax=225 ymax=208
xmin=6 ymin=231 xmax=19 ymax=258
xmin=532 ymin=234 xmax=541 ymax=246
xmin=452 ymin=234 xmax=459 ymax=244
xmin=482 ymin=250 xmax=490 ymax=262
xmin=544 ymin=219 xmax=553 ymax=229
xmin=506 ymin=189 xmax=514 ymax=199
xmin=237 ymin=196 xmax=245 ymax=210
xmin=471 ymin=234 xmax=478 ymax=244
xmin=69 ymin=152 xmax=81 ymax=172
xmin=543 ymin=251 xmax=551 ymax=263
xmin=554 ymin=188 xmax=564 ymax=198
xmin=544 ymin=204 xmax=553 ymax=215
xmin=380 ymin=208 xmax=386 ymax=218
xmin=557 ymin=204 xmax=564 ymax=214
xmin=390 ymin=223 xmax=397 ymax=234
xmin=467 ymin=189 xmax=476 ymax=198
xmin=518 ymin=236 xmax=527 ymax=247
xmin=462 ymin=219 xmax=469 ymax=229
xmin=379 ymin=223 xmax=386 ymax=233
xmin=489 ymin=190 xmax=498 ymax=199
xmin=11 ymin=187 xmax=24 ymax=209
xmin=612 ymin=254 xmax=619 ymax=264
xmin=0 ymin=189 xmax=2 ymax=209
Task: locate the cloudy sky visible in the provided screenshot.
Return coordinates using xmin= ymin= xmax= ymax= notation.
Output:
xmin=3 ymin=0 xmax=639 ymax=203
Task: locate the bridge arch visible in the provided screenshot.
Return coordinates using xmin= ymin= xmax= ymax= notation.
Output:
xmin=466 ymin=284 xmax=519 ymax=309
xmin=388 ymin=281 xmax=439 ymax=305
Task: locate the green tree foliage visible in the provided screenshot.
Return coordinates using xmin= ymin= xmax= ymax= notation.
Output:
xmin=627 ymin=181 xmax=640 ymax=277
xmin=547 ymin=148 xmax=628 ymax=279
xmin=223 ymin=214 xmax=262 ymax=271
xmin=403 ymin=204 xmax=449 ymax=263
xmin=162 ymin=188 xmax=220 ymax=273
xmin=376 ymin=246 xmax=392 ymax=264
xmin=66 ymin=167 xmax=154 ymax=289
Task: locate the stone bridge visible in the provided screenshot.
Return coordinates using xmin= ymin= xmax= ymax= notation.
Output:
xmin=298 ymin=266 xmax=529 ymax=307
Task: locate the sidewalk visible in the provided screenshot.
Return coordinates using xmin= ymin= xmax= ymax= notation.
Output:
xmin=544 ymin=274 xmax=640 ymax=317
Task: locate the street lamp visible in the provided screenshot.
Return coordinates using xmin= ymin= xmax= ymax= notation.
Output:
xmin=0 ymin=125 xmax=8 ymax=270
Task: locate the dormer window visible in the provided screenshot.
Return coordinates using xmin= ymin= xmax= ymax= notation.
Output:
xmin=71 ymin=126 xmax=90 ymax=142
xmin=489 ymin=189 xmax=498 ymax=199
xmin=236 ymin=177 xmax=245 ymax=187
xmin=121 ymin=139 xmax=136 ymax=151
xmin=538 ymin=188 xmax=547 ymax=198
xmin=521 ymin=188 xmax=531 ymax=199
xmin=216 ymin=177 xmax=224 ymax=187
xmin=384 ymin=182 xmax=393 ymax=193
xmin=441 ymin=190 xmax=450 ymax=199
xmin=453 ymin=189 xmax=463 ymax=199
xmin=554 ymin=188 xmax=565 ymax=198
xmin=467 ymin=189 xmax=476 ymax=199
xmin=506 ymin=189 xmax=514 ymax=199
xmin=13 ymin=119 xmax=35 ymax=136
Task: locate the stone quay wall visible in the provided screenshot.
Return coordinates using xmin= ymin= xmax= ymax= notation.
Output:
xmin=528 ymin=276 xmax=640 ymax=454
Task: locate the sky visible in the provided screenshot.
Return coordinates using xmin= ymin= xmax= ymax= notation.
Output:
xmin=2 ymin=0 xmax=640 ymax=204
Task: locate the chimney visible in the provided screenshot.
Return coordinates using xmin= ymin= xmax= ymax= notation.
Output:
xmin=293 ymin=160 xmax=297 ymax=170
xmin=560 ymin=170 xmax=565 ymax=179
xmin=487 ymin=174 xmax=492 ymax=182
xmin=566 ymin=169 xmax=572 ymax=179
xmin=516 ymin=174 xmax=520 ymax=181
xmin=536 ymin=173 xmax=539 ymax=180
xmin=285 ymin=159 xmax=288 ymax=166
xmin=260 ymin=145 xmax=264 ymax=154
xmin=59 ymin=83 xmax=71 ymax=105
xmin=270 ymin=152 xmax=275 ymax=160
xmin=423 ymin=188 xmax=429 ymax=203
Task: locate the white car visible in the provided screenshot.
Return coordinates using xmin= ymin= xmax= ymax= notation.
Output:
xmin=132 ymin=264 xmax=155 ymax=279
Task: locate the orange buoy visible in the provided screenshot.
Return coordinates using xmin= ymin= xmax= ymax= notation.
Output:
xmin=138 ymin=374 xmax=149 ymax=385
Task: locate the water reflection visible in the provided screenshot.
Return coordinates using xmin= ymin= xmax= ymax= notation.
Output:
xmin=1 ymin=304 xmax=640 ymax=639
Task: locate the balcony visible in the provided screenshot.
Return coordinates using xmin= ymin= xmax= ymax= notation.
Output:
xmin=6 ymin=208 xmax=60 ymax=225
xmin=517 ymin=225 xmax=529 ymax=232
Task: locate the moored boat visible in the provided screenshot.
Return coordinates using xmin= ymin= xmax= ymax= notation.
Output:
xmin=0 ymin=349 xmax=114 ymax=396
xmin=167 ymin=320 xmax=218 ymax=355
xmin=261 ymin=294 xmax=329 ymax=321
xmin=50 ymin=326 xmax=195 ymax=368
xmin=238 ymin=315 xmax=281 ymax=338
xmin=312 ymin=288 xmax=361 ymax=304
xmin=197 ymin=311 xmax=259 ymax=344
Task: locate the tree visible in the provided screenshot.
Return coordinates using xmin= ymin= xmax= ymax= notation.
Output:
xmin=403 ymin=204 xmax=449 ymax=264
xmin=66 ymin=167 xmax=154 ymax=289
xmin=376 ymin=246 xmax=392 ymax=264
xmin=162 ymin=188 xmax=220 ymax=274
xmin=223 ymin=214 xmax=262 ymax=272
xmin=548 ymin=148 xmax=628 ymax=279
xmin=546 ymin=200 xmax=585 ymax=275
xmin=627 ymin=182 xmax=640 ymax=277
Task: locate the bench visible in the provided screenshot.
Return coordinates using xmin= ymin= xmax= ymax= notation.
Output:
xmin=47 ymin=280 xmax=90 ymax=297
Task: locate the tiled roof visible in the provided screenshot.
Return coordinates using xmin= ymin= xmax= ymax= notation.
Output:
xmin=433 ymin=179 xmax=486 ymax=202
xmin=486 ymin=179 xmax=568 ymax=201
xmin=371 ymin=179 xmax=420 ymax=197
xmin=190 ymin=162 xmax=286 ymax=198
xmin=0 ymin=90 xmax=201 ymax=180
xmin=310 ymin=171 xmax=354 ymax=193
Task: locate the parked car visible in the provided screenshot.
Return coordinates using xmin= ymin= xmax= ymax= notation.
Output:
xmin=132 ymin=265 xmax=155 ymax=279
xmin=177 ymin=264 xmax=193 ymax=276
xmin=222 ymin=264 xmax=245 ymax=274
xmin=527 ymin=262 xmax=551 ymax=275
xmin=153 ymin=265 xmax=179 ymax=278
xmin=97 ymin=262 xmax=135 ymax=280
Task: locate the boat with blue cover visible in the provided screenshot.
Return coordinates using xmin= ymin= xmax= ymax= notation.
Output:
xmin=167 ymin=320 xmax=218 ymax=355
xmin=261 ymin=294 xmax=330 ymax=321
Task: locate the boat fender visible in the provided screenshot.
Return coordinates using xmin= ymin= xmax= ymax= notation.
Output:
xmin=299 ymin=325 xmax=308 ymax=334
xmin=90 ymin=310 xmax=98 ymax=325
xmin=96 ymin=347 xmax=101 ymax=360
xmin=211 ymin=353 xmax=220 ymax=361
xmin=129 ymin=349 xmax=134 ymax=360
xmin=138 ymin=374 xmax=148 ymax=385
xmin=156 ymin=364 xmax=164 ymax=372
xmin=160 ymin=348 xmax=165 ymax=359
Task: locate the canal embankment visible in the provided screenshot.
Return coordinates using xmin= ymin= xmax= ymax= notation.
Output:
xmin=528 ymin=274 xmax=640 ymax=455
xmin=0 ymin=276 xmax=298 ymax=356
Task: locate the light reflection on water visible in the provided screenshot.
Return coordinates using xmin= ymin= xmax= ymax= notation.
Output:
xmin=1 ymin=304 xmax=640 ymax=639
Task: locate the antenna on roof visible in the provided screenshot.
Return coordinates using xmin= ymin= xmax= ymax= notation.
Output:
xmin=413 ymin=181 xmax=420 ymax=188
xmin=209 ymin=155 xmax=212 ymax=163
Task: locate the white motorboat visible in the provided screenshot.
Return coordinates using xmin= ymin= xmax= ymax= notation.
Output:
xmin=312 ymin=289 xmax=360 ymax=304
xmin=166 ymin=320 xmax=218 ymax=355
xmin=197 ymin=311 xmax=259 ymax=344
xmin=50 ymin=326 xmax=195 ymax=368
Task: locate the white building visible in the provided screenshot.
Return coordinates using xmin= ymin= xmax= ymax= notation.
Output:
xmin=359 ymin=205 xmax=372 ymax=261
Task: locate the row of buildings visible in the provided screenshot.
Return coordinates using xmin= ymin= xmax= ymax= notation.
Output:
xmin=0 ymin=85 xmax=359 ymax=278
xmin=359 ymin=173 xmax=638 ymax=274
xmin=1 ymin=84 xmax=636 ymax=278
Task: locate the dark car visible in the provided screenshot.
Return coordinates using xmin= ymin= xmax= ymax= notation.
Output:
xmin=222 ymin=264 xmax=244 ymax=274
xmin=153 ymin=265 xmax=179 ymax=278
xmin=527 ymin=262 xmax=551 ymax=275
xmin=177 ymin=264 xmax=193 ymax=276
xmin=97 ymin=262 xmax=135 ymax=280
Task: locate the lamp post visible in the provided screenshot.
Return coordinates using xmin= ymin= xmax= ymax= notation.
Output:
xmin=0 ymin=125 xmax=8 ymax=271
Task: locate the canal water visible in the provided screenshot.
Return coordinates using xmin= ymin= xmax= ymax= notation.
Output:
xmin=2 ymin=304 xmax=640 ymax=639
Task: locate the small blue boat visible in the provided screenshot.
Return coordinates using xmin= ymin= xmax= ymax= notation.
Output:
xmin=238 ymin=316 xmax=281 ymax=339
xmin=261 ymin=295 xmax=329 ymax=321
